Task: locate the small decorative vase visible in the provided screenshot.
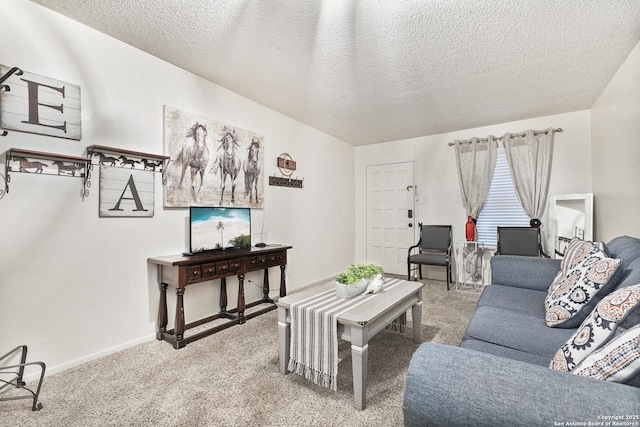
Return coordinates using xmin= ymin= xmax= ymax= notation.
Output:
xmin=465 ymin=216 xmax=475 ymax=241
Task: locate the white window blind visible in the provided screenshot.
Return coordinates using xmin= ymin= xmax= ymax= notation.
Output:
xmin=476 ymin=148 xmax=530 ymax=249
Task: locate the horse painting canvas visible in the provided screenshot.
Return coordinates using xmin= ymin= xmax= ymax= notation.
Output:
xmin=163 ymin=106 xmax=264 ymax=208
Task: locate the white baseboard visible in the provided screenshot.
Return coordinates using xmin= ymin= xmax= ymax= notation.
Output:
xmin=286 ymin=275 xmax=337 ymax=294
xmin=18 ymin=333 xmax=156 ymax=383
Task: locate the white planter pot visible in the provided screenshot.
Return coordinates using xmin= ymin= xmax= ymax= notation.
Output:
xmin=335 ymin=278 xmax=370 ymax=299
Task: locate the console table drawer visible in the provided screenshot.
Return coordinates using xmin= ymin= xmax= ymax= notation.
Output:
xmin=265 ymin=251 xmax=286 ymax=268
xmin=202 ymin=263 xmax=217 ymax=278
xmin=216 ymin=261 xmax=229 ymax=275
xmin=256 ymin=255 xmax=267 ymax=268
xmin=186 ymin=265 xmax=202 ymax=282
xmin=229 ymin=259 xmax=241 ymax=274
xmin=187 ymin=259 xmax=244 ymax=281
xmin=247 ymin=256 xmax=258 ymax=270
xmin=248 ymin=252 xmax=286 ymax=271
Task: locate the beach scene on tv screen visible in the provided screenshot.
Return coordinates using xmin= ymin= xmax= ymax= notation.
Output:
xmin=191 ymin=208 xmax=251 ymax=252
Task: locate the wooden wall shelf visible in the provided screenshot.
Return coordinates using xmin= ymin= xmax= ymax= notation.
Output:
xmin=84 ymin=145 xmax=170 ymax=199
xmin=86 ymin=145 xmax=169 ymax=167
xmin=1 ymin=148 xmax=91 ymax=199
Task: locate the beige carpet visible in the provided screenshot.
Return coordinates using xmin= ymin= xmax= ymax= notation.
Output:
xmin=0 ymin=279 xmax=479 ymax=427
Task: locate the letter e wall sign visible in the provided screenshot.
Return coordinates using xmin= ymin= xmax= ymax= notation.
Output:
xmin=0 ymin=65 xmax=81 ymax=140
xmin=99 ymin=166 xmax=154 ymax=217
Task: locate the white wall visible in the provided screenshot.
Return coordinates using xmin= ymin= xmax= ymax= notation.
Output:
xmin=0 ymin=0 xmax=354 ymax=376
xmin=591 ymin=40 xmax=640 ymax=241
xmin=355 ymin=110 xmax=592 ymax=268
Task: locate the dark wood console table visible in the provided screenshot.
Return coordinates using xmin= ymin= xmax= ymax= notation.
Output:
xmin=148 ymin=245 xmax=292 ymax=349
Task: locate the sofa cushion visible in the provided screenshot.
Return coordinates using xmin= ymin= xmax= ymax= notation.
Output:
xmin=550 ymin=284 xmax=640 ymax=372
xmin=460 ymin=338 xmax=551 ymax=367
xmin=605 ymin=235 xmax=640 ymax=268
xmin=544 ymin=239 xmax=622 ymax=328
xmin=463 ymin=306 xmax=575 ymax=358
xmin=572 ymin=324 xmax=640 ymax=384
xmin=490 ymin=256 xmax=561 ymax=291
xmin=476 ymin=284 xmax=547 ymax=318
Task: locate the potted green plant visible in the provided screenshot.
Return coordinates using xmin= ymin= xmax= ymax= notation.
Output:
xmin=335 ymin=263 xmax=384 ymax=299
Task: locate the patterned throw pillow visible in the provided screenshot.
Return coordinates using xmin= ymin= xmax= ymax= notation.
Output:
xmin=545 ymin=239 xmax=622 ymax=328
xmin=550 ymin=284 xmax=640 ymax=372
xmin=572 ymin=324 xmax=640 ymax=383
xmin=559 ymin=239 xmax=605 ymax=273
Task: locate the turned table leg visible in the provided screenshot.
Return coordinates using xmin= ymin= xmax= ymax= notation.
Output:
xmin=263 ymin=268 xmax=270 ymax=301
xmin=220 ymin=277 xmax=228 ymax=312
xmin=175 ymin=287 xmax=186 ymax=348
xmin=279 ymin=264 xmax=287 ymax=297
xmin=157 ymin=282 xmax=168 ymax=340
xmin=237 ymin=273 xmax=246 ymax=324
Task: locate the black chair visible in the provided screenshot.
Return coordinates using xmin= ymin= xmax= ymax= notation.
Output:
xmin=0 ymin=345 xmax=45 ymax=411
xmin=496 ymin=226 xmax=547 ymax=257
xmin=407 ymin=224 xmax=453 ymax=290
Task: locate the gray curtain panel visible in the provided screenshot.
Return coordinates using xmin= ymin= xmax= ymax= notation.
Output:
xmin=454 ymin=136 xmax=497 ymax=219
xmin=502 ymin=128 xmax=555 ymax=222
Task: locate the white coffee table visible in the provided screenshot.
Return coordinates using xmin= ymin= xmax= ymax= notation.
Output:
xmin=277 ymin=279 xmax=423 ymax=410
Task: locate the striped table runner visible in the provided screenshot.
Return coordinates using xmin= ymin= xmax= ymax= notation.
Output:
xmin=287 ymin=278 xmax=404 ymax=391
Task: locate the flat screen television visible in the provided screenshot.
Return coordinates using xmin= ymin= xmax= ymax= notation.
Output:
xmin=187 ymin=207 xmax=251 ymax=255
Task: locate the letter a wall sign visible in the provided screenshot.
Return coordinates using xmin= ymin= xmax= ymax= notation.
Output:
xmin=0 ymin=65 xmax=81 ymax=140
xmin=99 ymin=166 xmax=154 ymax=217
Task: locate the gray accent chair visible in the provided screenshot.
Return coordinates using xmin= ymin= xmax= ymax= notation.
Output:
xmin=496 ymin=226 xmax=546 ymax=257
xmin=407 ymin=224 xmax=452 ymax=290
xmin=403 ymin=235 xmax=640 ymax=426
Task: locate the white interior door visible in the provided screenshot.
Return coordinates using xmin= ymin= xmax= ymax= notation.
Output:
xmin=366 ymin=162 xmax=416 ymax=275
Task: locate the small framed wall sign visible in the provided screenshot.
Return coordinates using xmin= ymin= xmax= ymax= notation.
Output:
xmin=99 ymin=166 xmax=154 ymax=217
xmin=0 ymin=65 xmax=81 ymax=140
xmin=269 ymin=153 xmax=303 ymax=188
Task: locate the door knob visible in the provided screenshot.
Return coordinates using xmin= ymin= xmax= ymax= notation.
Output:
xmin=408 ymin=223 xmax=413 ymax=228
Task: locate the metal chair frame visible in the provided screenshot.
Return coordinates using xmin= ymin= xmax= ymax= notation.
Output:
xmin=0 ymin=345 xmax=45 ymax=411
xmin=407 ymin=224 xmax=453 ymax=290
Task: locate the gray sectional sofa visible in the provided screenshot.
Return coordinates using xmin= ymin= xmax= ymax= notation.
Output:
xmin=403 ymin=236 xmax=640 ymax=427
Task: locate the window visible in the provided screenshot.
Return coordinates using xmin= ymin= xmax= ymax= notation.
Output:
xmin=476 ymin=148 xmax=530 ymax=248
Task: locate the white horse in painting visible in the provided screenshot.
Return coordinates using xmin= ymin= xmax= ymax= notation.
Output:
xmin=173 ymin=122 xmax=209 ymax=199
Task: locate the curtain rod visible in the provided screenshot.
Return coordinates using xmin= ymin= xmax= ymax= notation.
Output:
xmin=447 ymin=128 xmax=563 ymax=146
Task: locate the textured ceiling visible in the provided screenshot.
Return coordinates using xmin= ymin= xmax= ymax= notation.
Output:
xmin=28 ymin=0 xmax=640 ymax=145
